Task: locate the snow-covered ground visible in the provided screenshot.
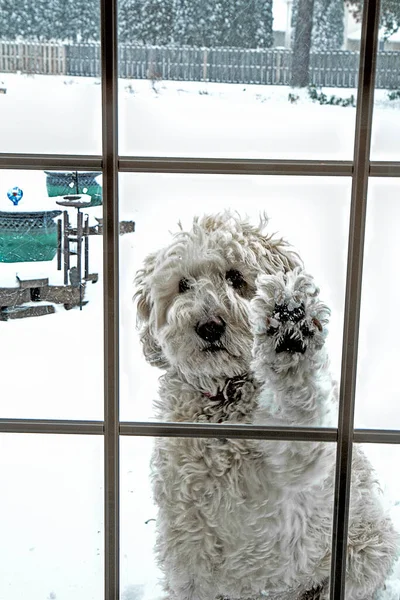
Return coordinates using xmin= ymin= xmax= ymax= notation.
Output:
xmin=1 ymin=73 xmax=400 ymax=600
xmin=0 ymin=73 xmax=400 ymax=159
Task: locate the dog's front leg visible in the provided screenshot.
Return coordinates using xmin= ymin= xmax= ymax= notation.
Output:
xmin=250 ymin=268 xmax=336 ymax=489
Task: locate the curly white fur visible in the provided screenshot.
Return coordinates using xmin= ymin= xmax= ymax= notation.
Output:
xmin=134 ymin=212 xmax=398 ymax=600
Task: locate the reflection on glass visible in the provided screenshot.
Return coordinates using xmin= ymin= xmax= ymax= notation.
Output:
xmin=0 ymin=2 xmax=101 ymax=153
xmin=356 ymin=180 xmax=400 ymax=429
xmin=0 ymin=169 xmax=103 ymax=419
xmin=0 ymin=434 xmax=103 ymax=600
xmin=121 ymin=437 xmax=336 ymax=600
xmin=120 ymin=174 xmax=351 ymax=422
xmin=118 ymin=0 xmax=361 ymax=158
xmin=347 ymin=444 xmax=400 ymax=598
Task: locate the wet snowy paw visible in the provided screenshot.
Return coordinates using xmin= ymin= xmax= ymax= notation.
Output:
xmin=251 ymin=268 xmax=330 ymax=366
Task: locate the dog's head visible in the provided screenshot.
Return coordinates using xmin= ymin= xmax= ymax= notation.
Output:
xmin=134 ymin=212 xmax=301 ymax=380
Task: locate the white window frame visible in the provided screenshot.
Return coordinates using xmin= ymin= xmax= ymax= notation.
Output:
xmin=0 ymin=0 xmax=398 ymax=599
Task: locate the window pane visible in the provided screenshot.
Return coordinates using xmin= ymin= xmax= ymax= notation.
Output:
xmin=370 ymin=2 xmax=400 ymax=160
xmin=355 ymin=179 xmax=400 ymax=429
xmin=118 ymin=1 xmax=361 ymax=159
xmin=0 ymin=2 xmax=101 ymax=154
xmin=0 ymin=169 xmax=103 ymax=419
xmin=119 ymin=174 xmax=350 ymax=423
xmin=346 ymin=444 xmax=400 ymax=598
xmin=0 ymin=434 xmax=104 ymax=600
xmin=121 ymin=436 xmax=335 ymax=600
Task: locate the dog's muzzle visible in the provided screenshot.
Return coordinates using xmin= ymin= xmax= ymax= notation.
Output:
xmin=195 ymin=316 xmax=226 ymax=343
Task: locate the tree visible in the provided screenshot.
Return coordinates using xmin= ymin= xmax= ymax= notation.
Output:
xmin=0 ymin=0 xmax=37 ymax=39
xmin=222 ymin=0 xmax=273 ymax=48
xmin=173 ymin=0 xmax=226 ymax=46
xmin=346 ymin=0 xmax=400 ymax=39
xmin=119 ymin=0 xmax=175 ymax=45
xmin=67 ymin=0 xmax=100 ymax=42
xmin=290 ymin=0 xmax=343 ymax=87
xmin=0 ymin=0 xmax=273 ymax=47
xmin=173 ymin=0 xmax=273 ymax=48
xmin=291 ymin=0 xmax=315 ymax=87
xmin=312 ymin=0 xmax=344 ymax=50
xmin=0 ymin=0 xmax=100 ymax=41
xmin=292 ymin=0 xmax=344 ymax=51
xmin=140 ymin=0 xmax=174 ymax=45
xmin=118 ymin=0 xmax=144 ymax=43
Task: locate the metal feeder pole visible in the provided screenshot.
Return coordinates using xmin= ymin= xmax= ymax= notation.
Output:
xmin=77 ymin=208 xmax=83 ymax=310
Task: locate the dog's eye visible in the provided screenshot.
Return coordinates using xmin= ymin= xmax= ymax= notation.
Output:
xmin=226 ymin=269 xmax=246 ymax=290
xmin=179 ymin=278 xmax=191 ymax=293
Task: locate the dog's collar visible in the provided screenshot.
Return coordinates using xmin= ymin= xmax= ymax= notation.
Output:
xmin=203 ymin=374 xmax=250 ymax=402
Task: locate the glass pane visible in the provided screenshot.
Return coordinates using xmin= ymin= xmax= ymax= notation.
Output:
xmin=121 ymin=436 xmax=336 ymax=600
xmin=356 ymin=179 xmax=400 ymax=429
xmin=0 ymin=169 xmax=103 ymax=419
xmin=119 ymin=174 xmax=351 ymax=422
xmin=0 ymin=2 xmax=101 ymax=154
xmin=346 ymin=444 xmax=400 ymax=598
xmin=370 ymin=2 xmax=400 ymax=160
xmin=0 ymin=434 xmax=103 ymax=600
xmin=118 ymin=1 xmax=361 ymax=159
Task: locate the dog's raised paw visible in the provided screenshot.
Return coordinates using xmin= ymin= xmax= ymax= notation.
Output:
xmin=251 ymin=268 xmax=330 ymax=363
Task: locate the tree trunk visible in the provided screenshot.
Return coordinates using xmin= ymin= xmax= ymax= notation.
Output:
xmin=291 ymin=0 xmax=315 ymax=87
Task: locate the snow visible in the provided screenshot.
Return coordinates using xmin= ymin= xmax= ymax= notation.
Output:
xmin=119 ymin=79 xmax=400 ymax=161
xmin=0 ymin=434 xmax=104 ymax=600
xmin=119 ymin=79 xmax=357 ymax=159
xmin=0 ymin=72 xmax=400 ymax=600
xmin=0 ymin=74 xmax=102 ymax=155
xmin=1 ymin=73 xmax=400 ymax=160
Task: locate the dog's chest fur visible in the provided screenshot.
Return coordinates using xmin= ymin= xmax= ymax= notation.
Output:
xmin=151 ymin=374 xmax=333 ymax=594
xmin=155 ymin=372 xmax=258 ymax=424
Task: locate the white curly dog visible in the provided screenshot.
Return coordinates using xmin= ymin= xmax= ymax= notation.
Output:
xmin=135 ymin=213 xmax=398 ymax=600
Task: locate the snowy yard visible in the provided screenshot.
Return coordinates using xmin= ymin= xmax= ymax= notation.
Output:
xmin=1 ymin=73 xmax=400 ymax=600
xmin=0 ymin=73 xmax=400 ymax=159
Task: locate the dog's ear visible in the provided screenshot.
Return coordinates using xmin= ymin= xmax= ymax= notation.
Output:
xmin=134 ymin=253 xmax=169 ymax=369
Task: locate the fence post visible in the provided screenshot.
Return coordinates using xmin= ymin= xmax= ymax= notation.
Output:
xmin=276 ymin=50 xmax=281 ymax=84
xmin=202 ymin=48 xmax=208 ymax=82
xmin=61 ymin=44 xmax=66 ymax=75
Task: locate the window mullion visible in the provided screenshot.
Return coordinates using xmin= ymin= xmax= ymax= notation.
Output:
xmin=117 ymin=157 xmax=354 ymax=176
xmin=329 ymin=0 xmax=381 ymax=598
xmin=101 ymin=0 xmax=120 ymax=597
xmin=1 ymin=154 xmax=400 ymax=178
xmin=0 ymin=153 xmax=102 ymax=170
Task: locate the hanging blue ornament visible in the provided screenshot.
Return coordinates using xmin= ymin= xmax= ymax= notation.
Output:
xmin=7 ymin=186 xmax=23 ymax=206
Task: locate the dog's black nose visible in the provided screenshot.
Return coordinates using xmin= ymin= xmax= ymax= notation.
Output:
xmin=195 ymin=316 xmax=225 ymax=342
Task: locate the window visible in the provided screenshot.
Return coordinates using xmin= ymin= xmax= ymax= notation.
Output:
xmin=1 ymin=0 xmax=399 ymax=599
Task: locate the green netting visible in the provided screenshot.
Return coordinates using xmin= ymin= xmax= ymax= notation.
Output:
xmin=44 ymin=171 xmax=102 ymax=207
xmin=0 ymin=211 xmax=61 ymax=263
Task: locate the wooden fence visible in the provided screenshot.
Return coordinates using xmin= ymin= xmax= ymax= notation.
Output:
xmin=1 ymin=41 xmax=400 ymax=89
xmin=0 ymin=41 xmax=66 ymax=75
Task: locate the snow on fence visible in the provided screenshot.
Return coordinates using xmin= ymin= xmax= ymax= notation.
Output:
xmin=0 ymin=41 xmax=400 ymax=89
